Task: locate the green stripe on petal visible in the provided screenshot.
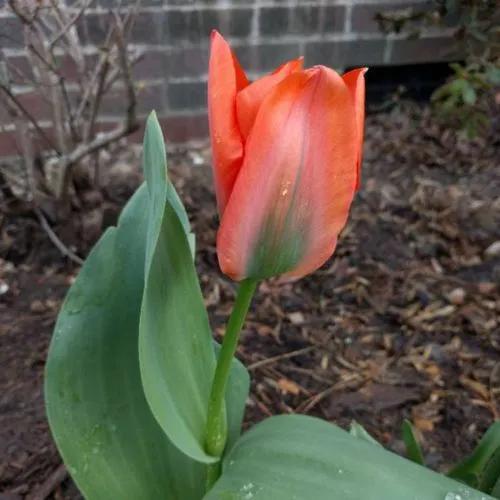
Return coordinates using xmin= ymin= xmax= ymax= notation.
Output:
xmin=246 ymin=207 xmax=308 ymax=279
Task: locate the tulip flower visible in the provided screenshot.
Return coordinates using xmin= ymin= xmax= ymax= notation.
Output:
xmin=209 ymin=31 xmax=366 ymax=281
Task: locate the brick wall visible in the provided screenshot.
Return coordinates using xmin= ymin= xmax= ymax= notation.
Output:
xmin=0 ymin=0 xmax=459 ymax=154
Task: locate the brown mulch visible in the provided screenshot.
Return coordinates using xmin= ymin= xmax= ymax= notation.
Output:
xmin=1 ymin=102 xmax=499 ymax=498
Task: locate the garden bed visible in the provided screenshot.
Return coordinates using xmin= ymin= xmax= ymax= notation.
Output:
xmin=1 ymin=103 xmax=499 ymax=498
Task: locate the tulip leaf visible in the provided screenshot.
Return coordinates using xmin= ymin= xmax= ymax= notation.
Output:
xmin=45 ymin=113 xmax=249 ymax=498
xmin=448 ymin=422 xmax=500 ymax=493
xmin=45 ymin=185 xmax=206 ymax=500
xmin=491 ymin=477 xmax=500 ymax=499
xmin=402 ymin=419 xmax=425 ymax=465
xmin=142 ymin=111 xmax=193 ymax=263
xmin=139 ymin=111 xmax=231 ymax=464
xmin=205 ymin=415 xmax=493 ymax=500
xmin=480 ymin=448 xmax=500 ymax=495
xmin=349 ymin=421 xmax=381 ymax=447
xmin=139 ymin=199 xmax=218 ymax=463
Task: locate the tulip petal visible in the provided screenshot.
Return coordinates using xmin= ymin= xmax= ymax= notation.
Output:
xmin=208 ymin=31 xmax=249 ymax=214
xmin=236 ymin=58 xmax=304 ymax=139
xmin=342 ymin=68 xmax=367 ymax=190
xmin=218 ymin=67 xmax=359 ymax=280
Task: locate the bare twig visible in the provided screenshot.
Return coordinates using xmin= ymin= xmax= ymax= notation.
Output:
xmin=48 ymin=0 xmax=87 ymax=75
xmin=248 ymin=346 xmax=317 ymax=371
xmin=76 ymin=3 xmax=140 ymax=126
xmin=34 ymin=208 xmax=84 ymax=265
xmin=24 ymin=34 xmax=79 ymax=142
xmin=113 ymin=13 xmax=137 ymax=130
xmin=2 ymin=0 xmax=140 ymax=208
xmin=83 ymin=51 xmax=112 ymax=142
xmin=79 ymin=13 xmax=138 ymax=159
xmin=80 ymin=12 xmax=126 ymax=140
xmin=7 ymin=0 xmax=32 ymax=24
xmin=65 ymin=122 xmax=137 ymax=167
xmin=74 ymin=45 xmax=111 ymax=127
xmin=29 ymin=21 xmax=69 ymax=152
xmin=102 ymin=49 xmax=143 ymax=95
xmin=0 ymin=84 xmax=60 ymax=153
xmin=295 ymin=374 xmax=362 ymax=414
xmin=49 ymin=0 xmax=92 ymax=50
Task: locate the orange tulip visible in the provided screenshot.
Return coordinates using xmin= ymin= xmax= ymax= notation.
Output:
xmin=208 ymin=31 xmax=366 ymax=281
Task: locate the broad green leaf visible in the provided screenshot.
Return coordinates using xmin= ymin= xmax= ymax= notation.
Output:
xmin=139 ymin=199 xmax=218 ymax=463
xmin=45 ymin=186 xmax=206 ymax=500
xmin=139 ymin=112 xmax=243 ymax=463
xmin=170 ymin=182 xmax=196 ymax=256
xmin=142 ymin=111 xmax=193 ymax=265
xmin=205 ymin=415 xmax=493 ymax=500
xmin=46 ymin=113 xmax=249 ymax=498
xmin=402 ymin=419 xmax=425 ymax=465
xmin=480 ymin=447 xmax=500 ymax=494
xmin=449 ymin=422 xmax=500 ymax=492
xmin=491 ymin=476 xmax=500 ymax=498
xmin=349 ymin=421 xmax=381 ymax=447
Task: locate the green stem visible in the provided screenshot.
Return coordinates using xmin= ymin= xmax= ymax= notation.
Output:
xmin=204 ymin=278 xmax=258 ymax=486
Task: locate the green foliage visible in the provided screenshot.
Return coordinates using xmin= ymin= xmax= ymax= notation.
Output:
xmin=46 ymin=112 xmax=497 ymax=499
xmin=206 ymin=415 xmax=492 ymax=500
xmin=492 ymin=477 xmax=500 ymax=498
xmin=139 ymin=114 xmax=219 ymax=463
xmin=378 ymin=0 xmax=499 ymax=138
xmin=402 ymin=419 xmax=425 ymax=466
xmin=45 ymin=113 xmax=249 ymax=498
xmin=430 ymin=1 xmax=498 ymax=139
xmin=431 ymin=60 xmax=498 ymax=138
xmin=449 ymin=422 xmax=500 ymax=497
xmin=349 ymin=421 xmax=382 ymax=447
xmin=45 ymin=185 xmax=207 ymax=500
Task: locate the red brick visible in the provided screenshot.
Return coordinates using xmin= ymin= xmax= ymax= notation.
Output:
xmin=16 ymin=91 xmax=52 ymax=121
xmin=53 ymin=54 xmax=85 ymax=82
xmin=0 ymin=96 xmax=10 ymax=123
xmin=99 ymin=116 xmax=209 ymax=146
xmin=235 ymin=43 xmax=302 ymax=73
xmin=100 ymin=82 xmax=166 ymax=117
xmin=160 ymin=113 xmax=208 ymax=144
xmin=0 ymin=130 xmax=20 ymax=157
xmin=389 ymin=36 xmax=460 ymax=64
xmin=163 ymin=8 xmax=253 ymax=44
xmin=0 ymin=15 xmax=24 ymax=48
xmin=32 ymin=126 xmax=58 ymax=153
xmin=4 ymin=55 xmax=33 ymax=85
xmin=86 ymin=11 xmax=162 ymax=45
xmin=133 ymin=50 xmax=168 ymax=80
xmin=321 ymin=5 xmax=347 ymax=33
xmin=4 ymin=53 xmax=100 ymax=87
xmin=125 ymin=113 xmax=208 ymax=145
xmin=165 ymin=46 xmax=209 ymax=79
xmin=167 ymin=81 xmax=206 ymax=111
xmin=0 ymin=124 xmax=62 ymax=157
xmin=305 ymin=39 xmax=386 ymax=68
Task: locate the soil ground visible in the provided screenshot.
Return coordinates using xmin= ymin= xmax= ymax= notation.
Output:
xmin=1 ymin=103 xmax=499 ymax=498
